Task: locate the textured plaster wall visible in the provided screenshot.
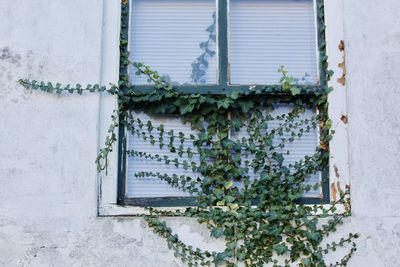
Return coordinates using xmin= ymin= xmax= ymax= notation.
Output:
xmin=341 ymin=0 xmax=400 ymax=265
xmin=0 ymin=0 xmax=399 ymax=266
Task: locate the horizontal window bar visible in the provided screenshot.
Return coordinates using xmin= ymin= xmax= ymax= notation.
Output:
xmin=128 ymin=84 xmax=325 ymax=95
xmin=123 ymin=196 xmax=328 ymax=207
xmin=123 ymin=196 xmax=197 ymax=207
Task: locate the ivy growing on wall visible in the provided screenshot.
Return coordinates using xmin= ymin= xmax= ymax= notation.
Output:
xmin=18 ymin=0 xmax=358 ymax=266
xmin=18 ymin=64 xmax=357 ymax=266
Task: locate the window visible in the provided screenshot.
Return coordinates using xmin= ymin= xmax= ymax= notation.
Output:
xmin=117 ymin=0 xmax=329 ymax=207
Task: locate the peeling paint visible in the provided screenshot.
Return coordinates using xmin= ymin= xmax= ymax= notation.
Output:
xmin=334 ymin=164 xmax=340 ymax=179
xmin=341 ymin=114 xmax=348 ymax=124
xmin=331 ymin=182 xmax=338 ymax=202
xmin=337 ymin=40 xmax=346 ymax=86
xmin=337 ymin=181 xmax=343 ymax=194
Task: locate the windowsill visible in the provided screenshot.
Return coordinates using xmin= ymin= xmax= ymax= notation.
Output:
xmin=98 ymin=203 xmax=347 ymax=217
xmin=99 ymin=203 xmax=187 ymax=216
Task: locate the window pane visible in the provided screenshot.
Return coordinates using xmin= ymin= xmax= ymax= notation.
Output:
xmin=127 ymin=106 xmax=320 ymax=199
xmin=127 ymin=112 xmax=201 ymax=198
xmin=231 ymin=104 xmax=321 ymax=197
xmin=229 ymin=0 xmax=318 ymax=85
xmin=130 ymin=0 xmax=217 ymax=85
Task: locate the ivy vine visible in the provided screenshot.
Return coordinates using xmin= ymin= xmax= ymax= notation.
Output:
xmin=18 ymin=0 xmax=358 ymax=266
xmin=19 ymin=62 xmax=358 ymax=266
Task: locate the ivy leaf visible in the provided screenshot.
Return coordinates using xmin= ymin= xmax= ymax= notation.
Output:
xmin=301 ymin=258 xmax=312 ymax=266
xmin=237 ymin=100 xmax=254 ymax=113
xmin=180 ymin=103 xmax=195 ymax=114
xmin=223 ymin=180 xmax=234 ymax=189
xmin=218 ymin=98 xmax=233 ymax=109
xmin=218 ymin=131 xmax=228 ymax=139
xmin=308 ymin=231 xmax=322 ymax=242
xmin=216 ymin=199 xmax=225 ymax=206
xmin=325 ymin=118 xmax=332 ymax=128
xmin=290 ymin=86 xmax=301 ymax=96
xmin=237 ymin=252 xmax=246 ymax=261
xmin=228 ymin=203 xmax=239 ymax=210
xmin=210 ymin=228 xmax=224 ymax=238
xmin=274 ymin=243 xmax=289 ymax=255
xmin=228 ymin=90 xmax=240 ymax=100
xmin=260 ymin=171 xmax=272 ymax=181
xmin=225 ymin=195 xmax=235 ymax=204
xmin=226 ymin=242 xmax=236 ymax=250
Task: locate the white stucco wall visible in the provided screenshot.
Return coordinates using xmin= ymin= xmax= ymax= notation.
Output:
xmin=0 ymin=0 xmax=399 ymax=266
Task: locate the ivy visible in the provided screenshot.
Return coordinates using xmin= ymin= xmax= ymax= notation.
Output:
xmin=19 ymin=62 xmax=358 ymax=266
xmin=18 ymin=0 xmax=358 ymax=265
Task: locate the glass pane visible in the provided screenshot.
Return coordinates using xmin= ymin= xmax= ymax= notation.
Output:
xmin=127 ymin=106 xmax=320 ymax=199
xmin=230 ymin=104 xmax=321 ymax=197
xmin=130 ymin=0 xmax=217 ymax=85
xmin=229 ymin=0 xmax=318 ymax=85
xmin=127 ymin=112 xmax=201 ymax=198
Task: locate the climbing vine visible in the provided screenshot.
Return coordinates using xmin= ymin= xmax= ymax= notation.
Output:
xmin=19 ymin=63 xmax=357 ymax=266
xmin=18 ymin=0 xmax=358 ymax=266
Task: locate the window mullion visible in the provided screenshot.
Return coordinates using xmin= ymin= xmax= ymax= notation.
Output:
xmin=218 ymin=0 xmax=229 ymax=85
xmin=316 ymin=0 xmax=327 ymax=86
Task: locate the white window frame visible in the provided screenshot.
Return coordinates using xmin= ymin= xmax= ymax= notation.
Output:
xmin=97 ymin=0 xmax=349 ymax=216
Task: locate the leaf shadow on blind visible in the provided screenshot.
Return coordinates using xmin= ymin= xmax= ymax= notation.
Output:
xmin=130 ymin=0 xmax=217 ymax=85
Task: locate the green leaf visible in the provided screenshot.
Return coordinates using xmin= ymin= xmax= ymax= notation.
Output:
xmin=180 ymin=103 xmax=195 ymax=114
xmin=216 ymin=200 xmax=225 ymax=206
xmin=260 ymin=171 xmax=272 ymax=181
xmin=210 ymin=228 xmax=224 ymax=238
xmin=308 ymin=231 xmax=322 ymax=242
xmin=237 ymin=100 xmax=254 ymax=113
xmin=290 ymin=86 xmax=301 ymax=96
xmin=301 ymin=258 xmax=312 ymax=266
xmin=228 ymin=203 xmax=239 ymax=210
xmin=223 ymin=180 xmax=234 ymax=189
xmin=225 ymin=195 xmax=235 ymax=203
xmin=274 ymin=243 xmax=289 ymax=255
xmin=215 ymin=252 xmax=226 ymax=262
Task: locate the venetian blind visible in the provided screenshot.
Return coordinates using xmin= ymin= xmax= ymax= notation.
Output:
xmin=127 ymin=105 xmax=320 ymax=198
xmin=229 ymin=0 xmax=318 ymax=85
xmin=130 ymin=0 xmax=217 ymax=85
